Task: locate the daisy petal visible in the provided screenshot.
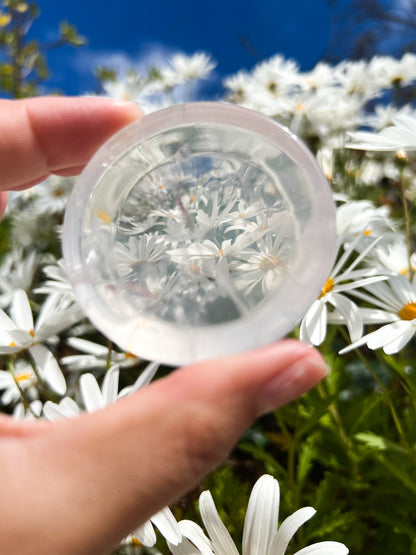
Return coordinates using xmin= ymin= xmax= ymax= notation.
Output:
xmin=101 ymin=365 xmax=120 ymax=405
xmin=132 ymin=361 xmax=160 ymax=391
xmin=80 ymin=373 xmax=104 ymax=412
xmin=366 ymin=321 xmax=411 ymax=351
xmin=304 ymin=300 xmax=327 ymax=346
xmin=199 ymin=491 xmax=239 ymax=555
xmin=151 ymin=506 xmax=182 ymax=546
xmin=10 ymin=289 xmax=34 ymax=331
xmin=293 ymin=540 xmax=349 ymax=554
xmin=179 ymin=520 xmax=214 ymax=554
xmin=43 ymin=397 xmax=80 ymax=420
xmin=0 ymin=308 xmax=18 ymax=331
xmin=66 ymin=337 xmax=109 ymax=357
xmin=29 ymin=344 xmax=66 ymax=395
xmin=383 ymin=324 xmax=415 ymax=354
xmin=271 ymin=507 xmax=316 ymax=555
xmin=330 ymin=293 xmax=362 ymax=341
xmin=242 ymin=474 xmax=280 ymax=555
xmin=133 ymin=519 xmax=157 ymax=547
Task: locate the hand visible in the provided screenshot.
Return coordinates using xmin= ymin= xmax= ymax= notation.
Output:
xmin=0 ymin=97 xmax=329 ymax=555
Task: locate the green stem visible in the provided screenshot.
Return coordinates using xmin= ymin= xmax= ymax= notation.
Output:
xmin=348 ymin=343 xmax=409 ymax=449
xmin=274 ymin=410 xmax=296 ymax=491
xmin=399 ymin=167 xmax=414 ymax=280
xmin=316 ymin=381 xmax=351 ymax=450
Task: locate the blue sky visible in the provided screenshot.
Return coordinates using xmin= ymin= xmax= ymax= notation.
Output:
xmin=34 ymin=0 xmax=332 ymax=96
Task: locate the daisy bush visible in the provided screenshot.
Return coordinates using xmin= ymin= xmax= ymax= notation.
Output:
xmin=1 ymin=3 xmax=416 ymax=554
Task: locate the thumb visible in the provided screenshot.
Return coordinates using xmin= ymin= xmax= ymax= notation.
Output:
xmin=22 ymin=339 xmax=328 ymax=554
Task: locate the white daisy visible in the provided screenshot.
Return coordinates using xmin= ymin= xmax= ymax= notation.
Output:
xmin=0 ymin=289 xmax=83 ymax=355
xmin=0 ymin=359 xmax=38 ymax=405
xmin=34 ymin=259 xmax=75 ymax=299
xmin=43 ymin=360 xmax=159 ymax=419
xmin=113 ymin=234 xmax=169 ymax=280
xmin=372 ymin=238 xmax=416 ymax=278
xmin=125 ymin=506 xmax=182 ymax=549
xmin=347 ymin=114 xmax=416 ymax=151
xmin=0 ymin=249 xmax=37 ymax=308
xmin=335 ymin=200 xmax=393 ymax=239
xmin=300 ymin=234 xmax=388 ymax=346
xmin=60 ymin=337 xmax=140 ymax=371
xmin=233 ymin=235 xmax=289 ymax=295
xmin=162 ymin=52 xmax=216 ymax=86
xmin=102 ymin=73 xmax=145 ymax=102
xmin=169 ymin=474 xmax=348 ymax=555
xmin=27 ymin=176 xmax=74 ymax=214
xmin=340 ymin=274 xmax=416 ymax=355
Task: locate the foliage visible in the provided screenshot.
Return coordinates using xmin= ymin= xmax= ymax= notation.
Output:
xmin=0 ymin=0 xmax=86 ymax=97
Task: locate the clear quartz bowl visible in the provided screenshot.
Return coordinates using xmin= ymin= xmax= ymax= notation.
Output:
xmin=63 ymin=102 xmax=336 ymax=365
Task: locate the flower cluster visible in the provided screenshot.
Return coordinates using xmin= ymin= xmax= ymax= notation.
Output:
xmin=3 ymin=47 xmax=416 ymax=553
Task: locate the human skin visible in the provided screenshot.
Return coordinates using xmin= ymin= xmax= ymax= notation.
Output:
xmin=0 ymin=97 xmax=329 ymax=555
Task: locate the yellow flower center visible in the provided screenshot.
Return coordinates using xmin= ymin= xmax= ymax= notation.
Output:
xmin=259 ymin=256 xmax=279 ymax=272
xmin=319 ymin=278 xmax=334 ymax=299
xmin=0 ymin=12 xmax=12 ymax=26
xmin=29 ymin=329 xmax=35 ymax=338
xmin=398 ymin=302 xmax=416 ymax=321
xmin=131 ymin=536 xmax=142 ymax=547
xmin=16 ymin=371 xmax=34 ymax=383
xmin=124 ymin=352 xmax=137 ymax=360
xmin=97 ymin=210 xmax=112 ymax=224
xmin=53 ymin=187 xmax=65 ymax=198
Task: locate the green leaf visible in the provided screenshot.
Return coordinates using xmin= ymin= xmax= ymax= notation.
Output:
xmin=355 ymin=432 xmax=410 ymax=456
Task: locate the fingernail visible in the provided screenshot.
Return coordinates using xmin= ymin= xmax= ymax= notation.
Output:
xmin=256 ymin=353 xmax=330 ymax=416
xmin=110 ymin=99 xmax=140 ymax=109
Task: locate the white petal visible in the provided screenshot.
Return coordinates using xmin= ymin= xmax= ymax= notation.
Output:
xmin=133 ymin=519 xmax=156 ymax=547
xmin=101 ymin=365 xmax=119 ymax=405
xmin=29 ymin=344 xmax=67 ymax=395
xmin=330 ymin=294 xmax=362 ymax=341
xmin=304 ymin=300 xmax=327 ymax=346
xmin=6 ymin=329 xmax=33 ymax=348
xmin=10 ymin=289 xmax=34 ymax=331
xmin=242 ymin=474 xmax=280 ymax=555
xmin=179 ymin=520 xmax=213 ymax=555
xmin=36 ymin=301 xmax=83 ymax=342
xmin=271 ymin=507 xmax=316 ymax=555
xmin=383 ymin=324 xmax=415 ymax=354
xmin=151 ymin=506 xmax=182 ymax=546
xmin=169 ymin=537 xmax=207 ymax=555
xmin=80 ymin=373 xmax=104 ymax=412
xmin=66 ymin=337 xmax=108 ymax=356
xmin=0 ymin=307 xmax=18 ymax=331
xmin=358 ymin=308 xmax=397 ymax=324
xmin=366 ymin=321 xmax=410 ymax=351
xmin=393 ymin=114 xmax=416 ymax=135
xmin=294 ymin=540 xmax=349 ymax=555
xmin=43 ymin=398 xmax=80 ymax=420
xmin=199 ymin=491 xmax=239 ymax=555
xmin=132 ymin=361 xmax=160 ymax=391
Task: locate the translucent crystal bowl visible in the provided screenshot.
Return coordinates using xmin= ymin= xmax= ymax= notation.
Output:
xmin=63 ymin=102 xmax=336 ymax=365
